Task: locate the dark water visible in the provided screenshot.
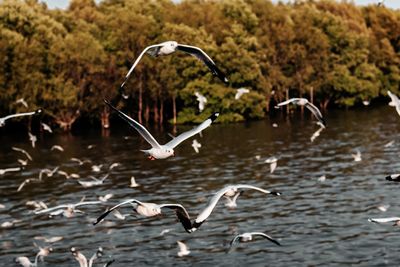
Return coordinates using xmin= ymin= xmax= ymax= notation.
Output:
xmin=1 ymin=106 xmax=400 ymax=266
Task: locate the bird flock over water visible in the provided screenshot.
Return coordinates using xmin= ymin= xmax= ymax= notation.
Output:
xmin=1 ymin=40 xmax=400 ymax=266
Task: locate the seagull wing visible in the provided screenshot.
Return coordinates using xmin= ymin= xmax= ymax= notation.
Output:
xmin=248 ymin=232 xmax=281 ymax=246
xmin=93 ymin=199 xmax=142 ymax=225
xmin=276 ymin=98 xmax=300 ymax=107
xmin=228 ymin=235 xmax=242 ymax=252
xmin=12 ymin=147 xmax=32 ymax=161
xmin=305 ymin=102 xmax=326 ymax=127
xmin=235 ymin=184 xmax=281 ymax=195
xmin=176 ymin=44 xmax=228 ymax=84
xmin=160 ymin=204 xmax=192 ymax=233
xmin=104 ymin=100 xmax=162 ymax=149
xmin=165 ymin=112 xmax=219 ymax=149
xmin=121 ymin=44 xmax=163 ymax=88
xmin=34 ymin=205 xmax=71 ymax=214
xmin=368 ymin=217 xmax=400 ymax=223
xmin=3 ymin=110 xmax=38 ymax=121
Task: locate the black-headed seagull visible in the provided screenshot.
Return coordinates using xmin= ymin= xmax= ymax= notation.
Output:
xmin=235 ymin=88 xmax=250 ymax=100
xmin=276 ymin=98 xmax=326 ymax=127
xmin=93 ymin=198 xmax=193 ymax=233
xmin=105 ymin=99 xmax=219 ymax=160
xmin=387 ymin=90 xmax=400 ymax=117
xmin=120 ymin=41 xmax=228 ymax=88
xmin=228 ymin=232 xmax=281 ymax=252
xmin=190 ymin=185 xmax=281 ymax=232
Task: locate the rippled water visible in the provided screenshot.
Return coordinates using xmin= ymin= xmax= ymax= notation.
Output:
xmin=1 ymin=106 xmax=400 ymax=266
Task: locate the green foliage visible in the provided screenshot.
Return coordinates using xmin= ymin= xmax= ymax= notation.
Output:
xmin=1 ymin=0 xmax=400 ymax=129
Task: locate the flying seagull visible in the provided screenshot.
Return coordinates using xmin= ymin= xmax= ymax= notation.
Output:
xmin=0 ymin=109 xmax=42 ymax=127
xmin=224 ymin=191 xmax=242 ymax=209
xmin=41 ymin=122 xmax=53 ymax=133
xmin=177 ymin=241 xmax=190 ymax=257
xmin=228 ymin=232 xmax=281 ymax=252
xmin=28 ymin=132 xmax=37 ymax=148
xmin=235 ymin=88 xmax=250 ymax=100
xmin=105 ymin=99 xmax=219 ymax=160
xmin=387 ymin=90 xmax=400 ymax=117
xmin=190 ymin=184 xmax=281 ymax=232
xmin=368 ymin=217 xmax=400 ymax=225
xmin=15 ymin=98 xmax=28 ymax=108
xmin=276 ymin=98 xmax=326 ymax=127
xmin=12 ymin=147 xmax=33 ymax=161
xmin=352 ymin=150 xmax=362 ymax=162
xmin=71 ymin=247 xmax=113 ymax=267
xmin=265 ymin=157 xmax=278 ymax=174
xmin=93 ymin=198 xmax=193 ymax=233
xmin=120 ymin=41 xmax=228 ymax=88
xmin=192 ymin=139 xmax=202 ymax=153
xmin=78 ymin=174 xmax=109 ymax=188
xmin=194 ymin=92 xmax=207 ymax=112
xmin=0 ymin=167 xmax=22 ymax=175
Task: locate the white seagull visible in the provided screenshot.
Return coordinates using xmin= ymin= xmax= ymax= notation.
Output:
xmin=12 ymin=147 xmax=33 ymax=161
xmin=130 ymin=176 xmax=139 ymax=188
xmin=192 ymin=139 xmax=202 ymax=153
xmin=34 ymin=200 xmax=102 ymax=217
xmin=0 ymin=109 xmax=42 ymax=127
xmin=190 ymin=184 xmax=281 ymax=232
xmin=368 ymin=217 xmax=400 ymax=225
xmin=51 ymin=145 xmax=64 ymax=152
xmin=71 ymin=247 xmax=111 ymax=267
xmin=70 ymin=157 xmax=91 ymax=165
xmin=177 ymin=241 xmax=190 ymax=257
xmin=235 ymin=88 xmax=250 ymax=100
xmin=28 ymin=132 xmax=37 ymax=148
xmin=276 ymin=98 xmax=326 ymax=127
xmin=39 ymin=167 xmax=59 ymax=180
xmin=388 ymin=90 xmax=400 ymax=117
xmin=194 ymin=92 xmax=207 ymax=112
xmin=224 ymin=191 xmax=242 ymax=209
xmin=265 ymin=157 xmax=278 ymax=174
xmin=228 ymin=232 xmax=281 ymax=252
xmin=93 ymin=198 xmax=193 ymax=233
xmin=0 ymin=167 xmax=22 ymax=175
xmin=120 ymin=41 xmax=228 ymax=88
xmin=57 ymin=170 xmax=80 ymax=179
xmin=105 ymin=99 xmax=219 ymax=160
xmin=15 ymin=98 xmax=28 ymax=108
xmin=41 ymin=122 xmax=53 ymax=133
xmin=352 ymin=150 xmax=362 ymax=162
xmin=78 ymin=174 xmax=109 ymax=188
xmin=91 ymin=164 xmax=103 ymax=172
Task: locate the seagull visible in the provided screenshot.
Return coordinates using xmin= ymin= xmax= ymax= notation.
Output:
xmin=28 ymin=132 xmax=37 ymax=148
xmin=318 ymin=175 xmax=326 ymax=182
xmin=93 ymin=198 xmax=193 ymax=233
xmin=112 ymin=209 xmax=129 ymax=220
xmin=352 ymin=150 xmax=362 ymax=162
xmin=12 ymin=147 xmax=33 ymax=161
xmin=235 ymin=88 xmax=250 ymax=100
xmin=387 ymin=90 xmax=400 ymax=117
xmin=34 ymin=236 xmax=63 ymax=243
xmin=377 ymin=205 xmax=390 ymax=212
xmin=34 ymin=200 xmax=102 ymax=217
xmin=26 ymin=200 xmax=48 ymax=211
xmin=194 ymin=92 xmax=207 ymax=112
xmin=39 ymin=167 xmax=59 ymax=180
xmin=368 ymin=217 xmax=400 ymax=225
xmin=177 ymin=241 xmax=190 ymax=257
xmin=15 ymin=256 xmax=39 ymax=267
xmin=16 ymin=98 xmax=28 ymax=108
xmin=18 ymin=159 xmax=28 ymax=166
xmin=17 ymin=177 xmax=41 ymax=192
xmin=99 ymin=194 xmax=113 ymax=202
xmin=160 ymin=228 xmax=172 ymax=236
xmin=190 ymin=184 xmax=281 ymax=232
xmin=310 ymin=122 xmax=325 ymax=142
xmin=51 ymin=145 xmax=64 ymax=152
xmin=228 ymin=232 xmax=281 ymax=252
xmin=192 ymin=139 xmax=202 ymax=153
xmin=130 ymin=176 xmax=139 ymax=188
xmin=34 ymin=243 xmax=53 ymax=262
xmin=0 ymin=167 xmax=22 ymax=175
xmin=108 ymin=163 xmax=120 ymax=170
xmin=265 ymin=157 xmax=277 ymax=174
xmin=91 ymin=164 xmax=103 ymax=172
xmin=384 ymin=140 xmax=395 ymax=148
xmin=105 ymin=99 xmax=219 ymax=160
xmin=0 ymin=109 xmax=42 ymax=127
xmin=71 ymin=247 xmax=107 ymax=267
xmin=41 ymin=122 xmax=53 ymax=133
xmin=224 ymin=191 xmax=242 ymax=209
xmin=70 ymin=157 xmax=91 ymax=165
xmin=362 ymin=100 xmax=370 ymax=106
xmin=120 ymin=41 xmax=228 ymax=88
xmin=276 ymin=98 xmax=326 ymax=127
xmin=57 ymin=170 xmax=80 ymax=179
xmin=386 ymin=174 xmax=400 ymax=182
xmin=78 ymin=174 xmax=109 ymax=188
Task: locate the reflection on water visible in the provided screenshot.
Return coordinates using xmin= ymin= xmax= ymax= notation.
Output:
xmin=1 ymin=106 xmax=400 ymax=266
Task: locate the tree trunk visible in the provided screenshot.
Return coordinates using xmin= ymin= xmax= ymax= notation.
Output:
xmin=285 ymin=89 xmax=289 ymax=114
xmin=159 ymin=100 xmax=164 ymax=125
xmin=310 ymin=86 xmax=314 ymax=104
xmin=144 ymin=103 xmax=150 ymax=123
xmin=153 ymin=99 xmax=159 ymax=123
xmin=138 ymin=77 xmax=143 ymax=124
xmin=322 ymin=99 xmax=330 ymax=110
xmin=172 ymin=94 xmax=177 ymax=125
xmin=101 ymin=106 xmax=110 ymax=129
